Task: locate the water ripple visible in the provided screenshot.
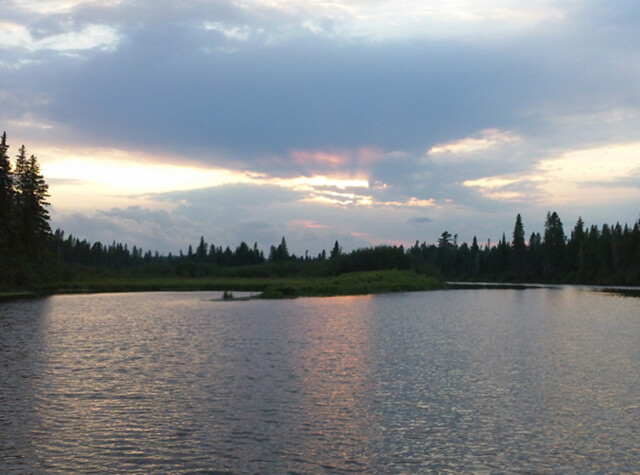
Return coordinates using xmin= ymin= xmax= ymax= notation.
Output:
xmin=1 ymin=289 xmax=639 ymax=473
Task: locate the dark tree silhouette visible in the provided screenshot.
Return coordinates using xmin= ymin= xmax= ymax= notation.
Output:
xmin=543 ymin=211 xmax=565 ymax=275
xmin=330 ymin=240 xmax=342 ymax=259
xmin=512 ymin=213 xmax=526 ymax=276
xmin=0 ymin=133 xmax=13 ymax=249
xmin=14 ymin=146 xmax=50 ymax=257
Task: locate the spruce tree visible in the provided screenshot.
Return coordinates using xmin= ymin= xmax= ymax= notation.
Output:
xmin=0 ymin=132 xmax=11 ymax=213
xmin=14 ymin=146 xmax=51 ymax=257
xmin=330 ymin=240 xmax=342 ymax=259
xmin=512 ymin=213 xmax=526 ymax=276
xmin=0 ymin=133 xmax=13 ymax=287
xmin=543 ymin=211 xmax=566 ymax=276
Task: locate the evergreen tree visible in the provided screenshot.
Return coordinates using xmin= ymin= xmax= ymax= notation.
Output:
xmin=196 ymin=236 xmax=208 ymax=261
xmin=512 ymin=213 xmax=526 ymax=276
xmin=498 ymin=232 xmax=511 ymax=273
xmin=567 ymin=217 xmax=586 ymax=276
xmin=14 ymin=146 xmax=50 ymax=256
xmin=330 ymin=240 xmax=342 ymax=259
xmin=528 ymin=231 xmax=542 ymax=277
xmin=0 ymin=132 xmax=12 ymax=217
xmin=470 ymin=236 xmax=480 ymax=276
xmin=543 ymin=211 xmax=565 ymax=276
xmin=0 ymin=133 xmax=13 ymax=286
xmin=277 ymin=237 xmax=290 ymax=260
xmin=269 ymin=237 xmax=290 ymax=262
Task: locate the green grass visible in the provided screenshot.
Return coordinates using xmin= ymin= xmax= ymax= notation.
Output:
xmin=259 ymin=269 xmax=443 ymax=298
xmin=32 ymin=269 xmax=442 ymax=299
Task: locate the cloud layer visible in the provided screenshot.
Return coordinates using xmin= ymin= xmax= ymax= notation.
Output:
xmin=1 ymin=0 xmax=640 ymax=253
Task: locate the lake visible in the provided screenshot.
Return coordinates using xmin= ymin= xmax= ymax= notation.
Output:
xmin=1 ymin=287 xmax=638 ymax=473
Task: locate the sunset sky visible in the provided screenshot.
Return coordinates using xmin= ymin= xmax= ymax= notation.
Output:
xmin=1 ymin=0 xmax=639 ymax=255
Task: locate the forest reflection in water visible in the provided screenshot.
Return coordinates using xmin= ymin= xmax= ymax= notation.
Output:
xmin=0 ymin=288 xmax=638 ymax=473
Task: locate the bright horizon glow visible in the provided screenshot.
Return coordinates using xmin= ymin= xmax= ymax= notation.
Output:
xmin=463 ymin=142 xmax=640 ymax=205
xmin=39 ymin=145 xmax=375 ymax=212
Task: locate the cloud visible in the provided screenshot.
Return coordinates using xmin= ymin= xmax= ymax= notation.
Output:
xmin=234 ymin=0 xmax=570 ymax=42
xmin=4 ymin=0 xmax=640 ymax=254
xmin=410 ymin=216 xmax=433 ymax=225
xmin=463 ymin=142 xmax=640 ymax=206
xmin=10 ymin=1 xmax=123 ymax=15
xmin=0 ymin=22 xmax=120 ymax=53
xmin=428 ymin=129 xmax=521 ymax=157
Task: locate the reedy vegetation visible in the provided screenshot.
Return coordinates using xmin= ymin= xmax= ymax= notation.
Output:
xmin=1 ymin=133 xmax=640 ymax=291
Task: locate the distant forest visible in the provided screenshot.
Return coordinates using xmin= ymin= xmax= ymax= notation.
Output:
xmin=2 ymin=132 xmax=640 ymax=290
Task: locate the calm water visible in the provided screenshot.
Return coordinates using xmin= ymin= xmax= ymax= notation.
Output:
xmin=1 ymin=288 xmax=638 ymax=473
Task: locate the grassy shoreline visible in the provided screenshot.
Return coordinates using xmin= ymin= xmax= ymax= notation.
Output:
xmin=0 ymin=270 xmax=444 ymax=302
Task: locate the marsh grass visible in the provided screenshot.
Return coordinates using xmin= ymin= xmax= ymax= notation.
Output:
xmin=33 ymin=269 xmax=442 ymax=299
xmin=259 ymin=270 xmax=442 ymax=298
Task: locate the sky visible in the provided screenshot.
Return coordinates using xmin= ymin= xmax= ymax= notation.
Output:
xmin=1 ymin=0 xmax=640 ymax=256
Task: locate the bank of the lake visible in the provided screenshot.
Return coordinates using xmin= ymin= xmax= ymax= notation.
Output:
xmin=1 ymin=269 xmax=442 ymax=302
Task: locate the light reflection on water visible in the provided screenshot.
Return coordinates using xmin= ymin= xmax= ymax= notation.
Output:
xmin=0 ymin=288 xmax=638 ymax=473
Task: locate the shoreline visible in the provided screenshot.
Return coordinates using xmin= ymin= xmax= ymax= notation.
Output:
xmin=0 ymin=270 xmax=444 ymax=302
xmin=4 ymin=277 xmax=638 ymax=303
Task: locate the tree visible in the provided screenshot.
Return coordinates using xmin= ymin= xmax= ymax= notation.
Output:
xmin=567 ymin=217 xmax=586 ymax=275
xmin=498 ymin=232 xmax=511 ymax=273
xmin=438 ymin=231 xmax=452 ymax=249
xmin=0 ymin=133 xmax=13 ymax=285
xmin=0 ymin=133 xmax=13 ymax=237
xmin=543 ymin=211 xmax=566 ymax=276
xmin=196 ymin=236 xmax=208 ymax=261
xmin=470 ymin=236 xmax=480 ymax=276
xmin=512 ymin=214 xmax=526 ymax=276
xmin=14 ymin=146 xmax=50 ymax=256
xmin=330 ymin=240 xmax=342 ymax=259
xmin=270 ymin=237 xmax=290 ymax=262
xmin=528 ymin=231 xmax=542 ymax=277
xmin=0 ymin=132 xmax=12 ymax=214
xmin=277 ymin=237 xmax=289 ymax=260
xmin=436 ymin=231 xmax=454 ymax=274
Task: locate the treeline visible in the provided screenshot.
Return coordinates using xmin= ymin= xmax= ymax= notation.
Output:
xmin=50 ymin=232 xmax=413 ymax=280
xmin=410 ymin=212 xmax=640 ymax=285
xmin=54 ymin=209 xmax=640 ymax=287
xmin=52 ymin=232 xmax=266 ymax=270
xmin=48 ymin=210 xmax=640 ymax=285
xmin=0 ymin=133 xmax=52 ymax=288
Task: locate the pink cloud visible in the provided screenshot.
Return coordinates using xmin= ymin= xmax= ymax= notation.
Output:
xmin=290 ymin=149 xmax=349 ymax=166
xmin=289 ymin=219 xmax=328 ymax=229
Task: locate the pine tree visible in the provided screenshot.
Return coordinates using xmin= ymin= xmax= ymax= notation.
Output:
xmin=0 ymin=132 xmax=11 ymax=214
xmin=196 ymin=236 xmax=208 ymax=261
xmin=276 ymin=237 xmax=289 ymax=260
xmin=543 ymin=211 xmax=566 ymax=276
xmin=0 ymin=132 xmax=13 ymax=287
xmin=512 ymin=213 xmax=526 ymax=276
xmin=470 ymin=236 xmax=480 ymax=275
xmin=330 ymin=240 xmax=342 ymax=259
xmin=14 ymin=146 xmax=50 ymax=256
xmin=567 ymin=217 xmax=586 ymax=275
